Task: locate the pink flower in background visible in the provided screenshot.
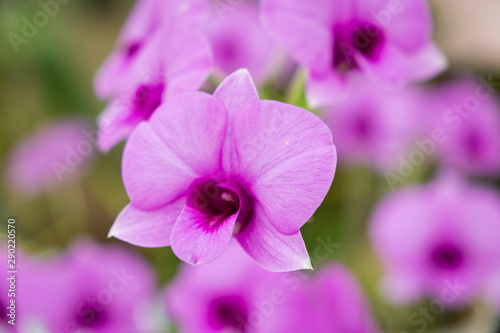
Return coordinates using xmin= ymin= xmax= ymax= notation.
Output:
xmin=322 ymin=76 xmax=421 ymax=171
xmin=108 ymin=70 xmax=337 ymax=272
xmin=167 ymin=243 xmax=378 ymax=332
xmin=370 ymin=173 xmax=500 ymax=304
xmin=16 ymin=252 xmax=67 ymax=332
xmin=96 ymin=27 xmax=212 ymax=151
xmin=421 ymin=78 xmax=500 ymax=177
xmin=261 ymin=0 xmax=447 ymax=106
xmin=94 ymin=0 xmax=209 ymax=99
xmin=205 ymin=0 xmax=278 ymax=84
xmin=262 ymin=263 xmax=380 ymax=333
xmin=19 ymin=239 xmax=156 ymax=333
xmin=94 ymin=0 xmax=212 ymax=152
xmin=5 ymin=119 xmax=94 ymax=197
xmin=166 ymin=242 xmax=283 ymax=333
xmin=0 ymin=243 xmax=21 ymax=332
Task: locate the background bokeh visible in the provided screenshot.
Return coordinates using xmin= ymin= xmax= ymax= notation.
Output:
xmin=1 ymin=0 xmax=499 ymax=332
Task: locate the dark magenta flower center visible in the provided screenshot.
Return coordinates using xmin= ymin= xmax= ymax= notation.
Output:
xmin=332 ymin=21 xmax=385 ymax=71
xmin=75 ymin=304 xmax=108 ymax=329
xmin=126 ymin=42 xmax=141 ymax=58
xmin=187 ymin=179 xmax=241 ymax=230
xmin=352 ymin=112 xmax=374 ymax=140
xmin=464 ymin=130 xmax=484 ymax=159
xmin=187 ymin=178 xmax=253 ymax=233
xmin=431 ymin=243 xmax=465 ymax=270
xmin=215 ymin=36 xmax=239 ymax=64
xmin=203 ymin=187 xmax=240 ymax=218
xmin=133 ymin=83 xmax=164 ymax=120
xmin=208 ymin=295 xmax=249 ymax=331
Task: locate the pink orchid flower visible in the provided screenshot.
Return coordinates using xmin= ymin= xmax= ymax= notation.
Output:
xmin=108 ymin=70 xmax=337 ymax=272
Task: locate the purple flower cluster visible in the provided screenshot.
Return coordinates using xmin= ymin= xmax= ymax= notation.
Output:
xmin=5 ymin=0 xmax=500 ymax=331
xmin=90 ymin=0 xmax=500 ymax=328
xmin=107 ymin=70 xmax=336 ymax=271
xmin=261 ymin=0 xmax=446 ymax=106
xmin=166 ymin=242 xmax=379 ymax=333
xmin=13 ymin=239 xmax=156 ymax=332
xmin=95 ymin=0 xmax=340 ymax=272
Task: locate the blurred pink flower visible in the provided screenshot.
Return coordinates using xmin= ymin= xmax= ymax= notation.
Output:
xmin=261 ymin=0 xmax=447 ymax=106
xmin=94 ymin=0 xmax=212 ymax=152
xmin=421 ymin=78 xmax=500 ymax=177
xmin=5 ymin=119 xmax=94 ymax=197
xmin=166 ymin=242 xmax=283 ymax=333
xmin=96 ymin=26 xmax=212 ymax=152
xmin=108 ymin=70 xmax=337 ymax=272
xmin=263 ymin=263 xmax=380 ymax=333
xmin=370 ymin=173 xmax=500 ymax=304
xmin=94 ymin=0 xmax=209 ymax=99
xmin=19 ymin=239 xmax=156 ymax=333
xmin=166 ymin=243 xmax=379 ymax=333
xmin=322 ymin=76 xmax=422 ymax=171
xmin=205 ymin=0 xmax=278 ymax=84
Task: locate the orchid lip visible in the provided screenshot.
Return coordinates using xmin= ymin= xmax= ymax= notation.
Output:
xmin=186 ymin=178 xmax=254 ymax=234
